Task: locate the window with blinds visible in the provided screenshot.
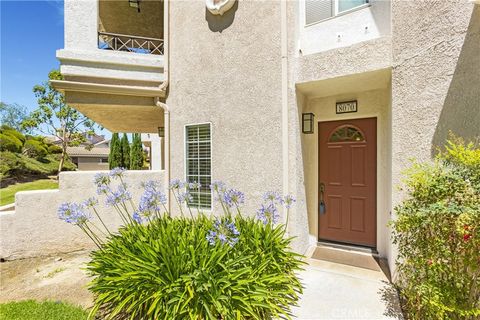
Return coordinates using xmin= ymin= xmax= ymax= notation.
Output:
xmin=305 ymin=0 xmax=333 ymax=25
xmin=305 ymin=0 xmax=369 ymax=25
xmin=185 ymin=124 xmax=212 ymax=209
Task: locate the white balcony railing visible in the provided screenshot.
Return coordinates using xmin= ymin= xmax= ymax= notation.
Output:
xmin=98 ymin=32 xmax=164 ymax=55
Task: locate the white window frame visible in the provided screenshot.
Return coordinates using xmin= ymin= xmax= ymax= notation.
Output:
xmin=184 ymin=122 xmax=213 ymax=211
xmin=305 ymin=0 xmax=370 ymax=27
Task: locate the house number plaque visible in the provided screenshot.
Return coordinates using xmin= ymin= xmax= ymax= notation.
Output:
xmin=336 ymin=100 xmax=357 ymax=114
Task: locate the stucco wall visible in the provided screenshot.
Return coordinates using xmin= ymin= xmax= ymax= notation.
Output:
xmin=389 ymin=0 xmax=479 ymax=271
xmin=298 ymin=0 xmax=391 ymax=55
xmin=0 ymin=170 xmax=164 ymax=260
xmin=61 ymin=0 xmax=165 ymax=84
xmin=167 ymin=1 xmax=284 ymax=218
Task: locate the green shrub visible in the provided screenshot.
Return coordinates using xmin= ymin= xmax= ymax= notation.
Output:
xmin=0 ymin=133 xmax=22 ymax=152
xmin=23 ymin=139 xmax=48 ymax=159
xmin=19 ymin=154 xmax=76 ymax=174
xmin=58 ymin=173 xmax=303 ymax=319
xmin=0 ymin=152 xmax=75 ymax=180
xmin=391 ymin=138 xmax=480 ymax=320
xmin=87 ymin=216 xmax=303 ymax=320
xmin=0 ymin=151 xmax=21 ymax=179
xmin=0 ymin=128 xmax=26 ymax=144
xmin=47 ymin=144 xmax=63 ymax=154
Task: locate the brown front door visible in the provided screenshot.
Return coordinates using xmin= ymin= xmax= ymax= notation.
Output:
xmin=318 ymin=118 xmax=376 ymax=247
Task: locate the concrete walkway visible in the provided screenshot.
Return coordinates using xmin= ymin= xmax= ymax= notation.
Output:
xmin=292 ymin=258 xmax=403 ymax=320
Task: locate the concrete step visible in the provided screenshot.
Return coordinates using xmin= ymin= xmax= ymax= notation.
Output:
xmin=306 ymin=244 xmax=391 ymax=282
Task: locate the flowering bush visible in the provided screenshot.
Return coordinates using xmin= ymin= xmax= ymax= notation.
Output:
xmin=391 ymin=138 xmax=480 ymax=319
xmin=58 ymin=169 xmax=304 ymax=319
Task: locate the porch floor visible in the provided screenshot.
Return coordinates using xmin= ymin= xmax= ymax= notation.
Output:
xmin=292 ymin=258 xmax=403 ymax=319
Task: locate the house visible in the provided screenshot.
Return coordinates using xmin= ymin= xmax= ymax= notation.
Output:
xmin=66 ymin=134 xmax=110 ymax=171
xmin=49 ymin=0 xmax=479 ymax=274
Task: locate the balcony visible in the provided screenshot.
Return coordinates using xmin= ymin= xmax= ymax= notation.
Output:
xmin=98 ymin=32 xmax=164 ymax=55
xmin=52 ymin=0 xmax=166 ymax=134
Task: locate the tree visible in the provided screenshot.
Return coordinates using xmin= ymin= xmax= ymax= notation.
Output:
xmin=0 ymin=102 xmax=28 ymax=132
xmin=109 ymin=133 xmax=122 ymax=169
xmin=120 ymin=133 xmax=130 ymax=169
xmin=22 ymin=70 xmax=97 ymax=176
xmin=130 ymin=133 xmax=143 ymax=170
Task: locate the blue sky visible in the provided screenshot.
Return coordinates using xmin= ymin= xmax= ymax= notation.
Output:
xmin=1 ymin=0 xmax=64 ymax=109
xmin=1 ymin=0 xmax=111 ymax=138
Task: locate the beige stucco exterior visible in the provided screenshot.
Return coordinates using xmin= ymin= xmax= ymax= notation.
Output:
xmin=9 ymin=0 xmax=474 ymax=273
xmin=0 ymin=170 xmax=165 ymax=260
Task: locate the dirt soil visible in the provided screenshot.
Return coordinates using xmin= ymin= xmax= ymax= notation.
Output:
xmin=0 ymin=251 xmax=93 ymax=308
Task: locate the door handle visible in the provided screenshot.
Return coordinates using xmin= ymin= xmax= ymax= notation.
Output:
xmin=319 ymin=182 xmax=326 ymax=215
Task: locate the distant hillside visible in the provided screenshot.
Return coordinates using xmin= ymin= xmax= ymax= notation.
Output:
xmin=0 ymin=126 xmax=76 ymax=186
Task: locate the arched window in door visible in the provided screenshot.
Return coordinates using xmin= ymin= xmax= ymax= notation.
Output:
xmin=328 ymin=125 xmax=365 ymax=142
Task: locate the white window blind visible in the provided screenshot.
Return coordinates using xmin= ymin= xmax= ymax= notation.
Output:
xmin=305 ymin=0 xmax=368 ymax=25
xmin=185 ymin=124 xmax=212 ymax=209
xmin=305 ymin=0 xmax=333 ymax=25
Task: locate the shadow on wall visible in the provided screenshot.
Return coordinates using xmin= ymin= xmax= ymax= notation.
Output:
xmin=205 ymin=0 xmax=238 ymax=32
xmin=431 ymin=6 xmax=480 ymax=153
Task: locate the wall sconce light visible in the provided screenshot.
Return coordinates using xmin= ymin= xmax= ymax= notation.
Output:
xmin=129 ymin=0 xmax=141 ymax=12
xmin=302 ymin=113 xmax=315 ymax=134
xmin=157 ymin=126 xmax=165 ymax=138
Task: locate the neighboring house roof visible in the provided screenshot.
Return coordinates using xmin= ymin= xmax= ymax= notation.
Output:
xmin=93 ymin=139 xmax=110 ymax=148
xmin=67 ymin=146 xmax=110 ymax=158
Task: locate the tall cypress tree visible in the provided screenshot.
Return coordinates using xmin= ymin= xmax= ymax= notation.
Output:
xmin=120 ymin=133 xmax=130 ymax=169
xmin=109 ymin=132 xmax=122 ymax=169
xmin=130 ymin=133 xmax=143 ymax=170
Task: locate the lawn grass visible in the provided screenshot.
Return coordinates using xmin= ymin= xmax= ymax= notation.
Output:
xmin=0 ymin=300 xmax=87 ymax=320
xmin=0 ymin=179 xmax=58 ymax=206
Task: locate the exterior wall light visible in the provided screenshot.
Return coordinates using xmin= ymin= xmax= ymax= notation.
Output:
xmin=129 ymin=0 xmax=141 ymax=12
xmin=302 ymin=113 xmax=315 ymax=134
xmin=157 ymin=126 xmax=165 ymax=138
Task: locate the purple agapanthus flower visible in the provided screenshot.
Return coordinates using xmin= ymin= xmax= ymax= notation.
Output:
xmin=177 ymin=191 xmax=193 ymax=204
xmin=106 ymin=185 xmax=132 ymax=206
xmin=109 ymin=167 xmax=126 ymax=179
xmin=206 ymin=230 xmax=217 ymax=245
xmin=137 ymin=182 xmax=167 ymax=215
xmin=206 ymin=219 xmax=240 ymax=247
xmin=256 ymin=202 xmax=280 ymax=225
xmin=263 ymin=191 xmax=282 ymax=204
xmin=187 ymin=181 xmax=202 ymax=190
xmin=210 ymin=181 xmax=226 ymax=192
xmin=132 ymin=211 xmax=143 ymax=224
xmin=169 ymin=179 xmax=185 ymax=190
xmin=141 ymin=180 xmax=157 ymax=190
xmin=96 ymin=184 xmax=110 ymax=195
xmin=226 ymin=221 xmax=240 ymax=236
xmin=58 ymin=202 xmax=91 ymax=225
xmin=94 ymin=173 xmax=111 ymax=194
xmin=222 ymin=189 xmax=245 ymax=208
xmin=281 ymin=194 xmax=296 ymax=209
xmin=82 ymin=197 xmax=99 ymax=208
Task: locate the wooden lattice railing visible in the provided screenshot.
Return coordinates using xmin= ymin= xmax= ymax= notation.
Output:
xmin=98 ymin=32 xmax=164 ymax=55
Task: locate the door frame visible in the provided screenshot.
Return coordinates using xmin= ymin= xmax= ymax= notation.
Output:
xmin=317 ymin=117 xmax=378 ymax=248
